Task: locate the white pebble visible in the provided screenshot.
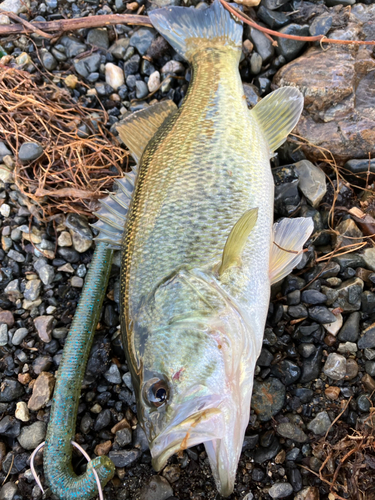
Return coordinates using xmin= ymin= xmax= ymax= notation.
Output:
xmin=148 ymin=71 xmax=160 ymax=93
xmin=15 ymin=401 xmax=30 ymax=422
xmin=0 ymin=203 xmax=10 ymax=217
xmin=105 ymin=62 xmax=124 ymax=91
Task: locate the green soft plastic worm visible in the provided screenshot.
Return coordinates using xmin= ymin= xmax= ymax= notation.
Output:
xmin=43 ymin=242 xmax=115 ymax=499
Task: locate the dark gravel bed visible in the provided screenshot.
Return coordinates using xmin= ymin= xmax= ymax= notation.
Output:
xmin=0 ymin=0 xmax=375 ymax=499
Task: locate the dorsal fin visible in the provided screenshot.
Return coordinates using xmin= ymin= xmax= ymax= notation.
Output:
xmin=219 ymin=208 xmax=258 ymax=276
xmin=250 ymin=87 xmax=304 ymax=154
xmin=269 ymin=217 xmax=314 ymax=285
xmin=116 ymin=100 xmax=177 ymax=163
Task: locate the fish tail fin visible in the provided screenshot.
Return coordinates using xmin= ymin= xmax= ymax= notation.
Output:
xmin=148 ymin=0 xmax=242 ymax=61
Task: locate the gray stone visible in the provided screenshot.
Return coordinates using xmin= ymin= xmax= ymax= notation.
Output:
xmin=11 ymin=327 xmax=28 ymax=346
xmin=139 ymin=476 xmax=173 ymax=500
xmin=136 ymin=80 xmax=149 ymax=99
xmin=0 ymin=379 xmax=24 ymax=402
xmin=71 ymin=276 xmax=83 ymax=288
xmin=294 ymin=160 xmax=326 ymax=208
xmin=268 ymin=482 xmax=294 ymax=499
xmin=309 ymin=14 xmax=333 ymax=37
xmin=109 ymin=38 xmax=130 ymax=59
xmin=323 ymin=353 xmax=347 ymax=380
xmin=129 ymin=28 xmax=156 ymax=56
xmin=334 ymin=219 xmax=363 ymax=249
xmin=325 ymin=0 xmax=355 ymax=5
xmin=0 ymin=483 xmax=18 ymax=500
xmin=250 ymin=52 xmax=262 ymax=76
xmin=276 ymin=422 xmax=307 ymax=443
xmin=0 ymin=0 xmax=29 ymax=14
xmin=0 ymin=415 xmax=21 ymax=438
xmin=0 ymin=324 xmax=8 ymax=346
xmin=246 ymin=26 xmax=274 ymax=64
xmin=24 ymin=279 xmax=41 ymax=301
xmin=358 ymin=324 xmax=375 ymax=350
xmin=60 ymin=35 xmax=87 ymax=58
xmin=300 ymin=346 xmax=322 ymax=383
xmin=338 ymin=311 xmax=360 ymax=342
xmin=243 ymin=83 xmax=260 ymax=108
xmin=17 ymin=421 xmax=46 ymax=450
xmin=104 ymin=363 xmax=122 ymax=384
xmin=337 ymin=342 xmax=357 ymax=354
xmin=301 ymin=290 xmax=326 ymax=305
xmin=4 ymin=279 xmax=22 ymax=299
xmin=254 ymin=436 xmax=281 ymax=463
xmin=322 ymin=278 xmax=364 ymax=312
xmin=115 ymin=427 xmax=132 ymax=447
xmin=86 ymin=28 xmax=109 ymax=49
xmin=260 ymin=0 xmax=289 ymax=9
xmin=276 ymin=24 xmax=310 ymax=62
xmin=344 ymin=158 xmax=375 ymax=175
xmin=308 ymin=306 xmax=336 ymax=324
xmin=71 ymin=231 xmax=92 ymax=253
xmin=34 ymin=315 xmax=54 ymax=342
xmin=0 ymin=142 xmax=11 ymax=162
xmin=74 ymin=53 xmax=101 ymax=78
xmin=256 ymin=5 xmax=288 ymax=29
xmin=18 ymin=142 xmax=43 ymax=162
xmin=124 ymin=54 xmax=140 ymax=76
xmin=108 ymin=449 xmax=141 ymax=468
xmin=307 ymin=411 xmax=331 ymax=435
xmin=252 ymin=378 xmax=285 ymax=421
xmin=7 ymin=249 xmax=25 ymax=263
xmin=41 ymin=51 xmax=57 ymax=71
xmin=363 ymin=247 xmax=375 ymax=272
xmin=65 ymin=213 xmax=93 ymax=240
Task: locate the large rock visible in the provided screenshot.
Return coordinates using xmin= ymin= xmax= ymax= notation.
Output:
xmin=273 ymin=6 xmax=375 ymax=165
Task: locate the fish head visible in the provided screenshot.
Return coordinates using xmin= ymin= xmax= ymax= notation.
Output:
xmin=134 ymin=269 xmax=260 ymax=496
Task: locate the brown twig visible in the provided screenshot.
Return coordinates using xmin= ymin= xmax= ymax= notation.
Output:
xmin=0 ymin=9 xmax=54 ymax=39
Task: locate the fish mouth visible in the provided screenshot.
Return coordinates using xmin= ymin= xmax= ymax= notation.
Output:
xmin=150 ymin=407 xmax=225 ymax=471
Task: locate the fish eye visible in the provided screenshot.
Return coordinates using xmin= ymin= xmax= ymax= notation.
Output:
xmin=143 ymin=377 xmax=169 ymax=408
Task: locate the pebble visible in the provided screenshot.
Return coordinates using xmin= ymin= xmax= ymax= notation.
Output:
xmin=0 ymin=483 xmax=18 ymax=500
xmin=104 ymin=363 xmax=122 ymax=384
xmin=309 ymin=306 xmax=336 ymax=324
xmin=17 ymin=421 xmax=46 ymax=450
xmin=365 ymin=361 xmax=375 ymax=377
xmin=34 ymin=315 xmax=54 ymax=342
xmin=254 ymin=436 xmax=281 ymax=463
xmin=307 ymin=411 xmax=331 ymax=435
xmin=301 ymin=290 xmax=327 ymax=305
xmin=95 ymin=440 xmax=112 ymax=456
xmin=300 ymin=347 xmax=322 ymax=383
xmin=139 ymin=476 xmax=173 ymax=500
xmin=24 ymin=279 xmax=41 ymax=301
xmin=41 ymin=50 xmax=57 ymax=71
xmin=87 ymin=28 xmax=109 ymax=49
xmin=11 ymin=327 xmax=28 ymax=346
xmin=362 ymin=374 xmax=375 ymax=392
xmin=71 ymin=232 xmax=92 ymax=253
xmin=0 ymin=203 xmax=10 ymax=217
xmin=250 ymin=52 xmax=262 ymax=75
xmin=58 ymin=231 xmax=72 ymax=247
xmin=363 ymin=247 xmax=375 ymax=272
xmin=161 ymin=60 xmax=185 ymax=74
xmin=323 ymin=310 xmax=343 ymax=336
xmin=109 ymin=38 xmax=130 ymax=59
xmin=129 ymin=28 xmax=156 ymax=55
xmin=28 ymin=372 xmax=55 ymax=411
xmin=338 ymin=312 xmax=360 ymax=342
xmin=115 ymin=427 xmax=132 ymax=447
xmin=338 ymin=342 xmax=357 ymax=354
xmin=60 ymin=35 xmax=87 ymax=58
xmin=18 ymin=142 xmax=43 ymax=163
xmin=246 ymin=26 xmax=274 ymax=64
xmin=34 ymin=258 xmax=55 ymax=285
xmin=345 ymin=358 xmax=358 ymax=380
xmin=276 ymin=422 xmax=307 ymax=443
xmin=0 ymin=0 xmax=29 ymax=14
xmin=0 ymin=415 xmax=21 ymax=438
xmin=252 ymin=378 xmax=285 ymax=421
xmin=0 ymin=310 xmax=14 ymax=326
xmin=256 ymin=5 xmax=288 ymax=29
xmin=334 ymin=219 xmax=363 ymax=249
xmin=294 ymin=486 xmax=320 ymax=500
xmin=105 ymin=62 xmax=125 ymax=90
xmin=268 ymin=482 xmax=294 ymax=499
xmin=71 ymin=276 xmax=83 ymax=288
xmin=323 ymin=353 xmax=347 ymax=380
xmin=136 ymin=80 xmax=149 ymax=99
xmin=271 ymin=360 xmax=300 ymax=385
xmin=276 ymin=24 xmax=309 ymax=62
xmin=293 ymin=160 xmax=326 ymax=208
xmin=358 ymin=323 xmax=375 ymax=349
xmin=0 ymin=379 xmax=24 ymax=402
xmin=0 ymin=324 xmax=8 ymax=346
xmin=57 ymin=247 xmax=80 ymax=263
xmin=74 ymin=53 xmax=101 ymax=78
xmin=0 ymin=141 xmax=12 ymax=161
xmin=325 ymin=386 xmax=340 ymax=400
xmin=148 ymin=71 xmax=161 ymax=93
xmin=15 ymin=401 xmax=29 ymax=422
xmin=309 ymin=14 xmax=333 ymax=37
xmin=108 ymin=449 xmax=141 ymax=467
xmin=65 ymin=215 xmax=93 ymax=240
xmin=357 ymin=394 xmax=371 ymax=413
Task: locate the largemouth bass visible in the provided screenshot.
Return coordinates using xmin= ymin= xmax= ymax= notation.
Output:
xmin=93 ymin=1 xmax=313 ymax=495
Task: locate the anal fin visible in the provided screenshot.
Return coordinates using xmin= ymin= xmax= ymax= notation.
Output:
xmin=269 ymin=217 xmax=314 ymax=285
xmin=116 ymin=100 xmax=177 ymax=163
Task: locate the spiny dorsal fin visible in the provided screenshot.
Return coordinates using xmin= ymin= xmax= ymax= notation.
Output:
xmin=91 ymin=174 xmax=137 ymax=249
xmin=219 ymin=208 xmax=258 ymax=276
xmin=116 ymin=100 xmax=177 ymax=163
xmin=250 ymin=87 xmax=303 ymax=154
xmin=269 ymin=217 xmax=314 ymax=285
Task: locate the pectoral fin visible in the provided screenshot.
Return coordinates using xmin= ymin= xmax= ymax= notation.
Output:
xmin=219 ymin=208 xmax=258 ymax=276
xmin=250 ymin=87 xmax=304 ymax=154
xmin=116 ymin=100 xmax=177 ymax=163
xmin=269 ymin=217 xmax=314 ymax=285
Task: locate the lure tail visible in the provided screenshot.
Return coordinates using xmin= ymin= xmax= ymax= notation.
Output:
xmin=148 ymin=0 xmax=242 ymax=61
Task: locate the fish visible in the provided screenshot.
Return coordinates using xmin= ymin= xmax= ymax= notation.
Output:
xmin=92 ymin=1 xmax=314 ymax=496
